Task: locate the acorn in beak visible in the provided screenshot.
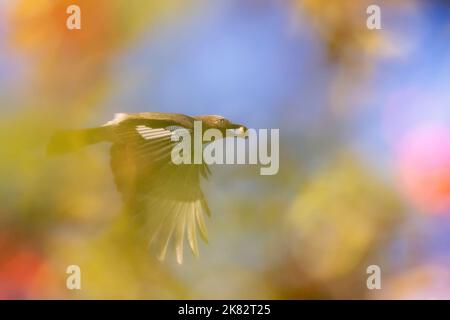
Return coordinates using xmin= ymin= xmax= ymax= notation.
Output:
xmin=228 ymin=123 xmax=248 ymax=138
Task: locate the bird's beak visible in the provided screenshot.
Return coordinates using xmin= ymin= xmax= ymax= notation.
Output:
xmin=228 ymin=124 xmax=248 ymax=138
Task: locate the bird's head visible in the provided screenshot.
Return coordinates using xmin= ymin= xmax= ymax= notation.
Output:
xmin=195 ymin=115 xmax=248 ymax=137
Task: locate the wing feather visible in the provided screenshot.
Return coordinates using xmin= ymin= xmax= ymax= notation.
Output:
xmin=109 ymin=120 xmax=211 ymax=264
xmin=187 ymin=202 xmax=200 ymax=257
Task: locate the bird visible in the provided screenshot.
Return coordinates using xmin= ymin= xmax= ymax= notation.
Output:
xmin=47 ymin=112 xmax=248 ymax=264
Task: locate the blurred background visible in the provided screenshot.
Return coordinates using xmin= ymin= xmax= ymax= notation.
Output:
xmin=1 ymin=0 xmax=450 ymax=299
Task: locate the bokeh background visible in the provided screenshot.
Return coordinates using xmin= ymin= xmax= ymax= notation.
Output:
xmin=1 ymin=0 xmax=450 ymax=299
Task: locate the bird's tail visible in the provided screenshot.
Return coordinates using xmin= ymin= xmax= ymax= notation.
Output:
xmin=47 ymin=127 xmax=111 ymax=155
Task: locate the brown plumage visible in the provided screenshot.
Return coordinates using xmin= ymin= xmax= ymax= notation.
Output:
xmin=48 ymin=112 xmax=247 ymax=264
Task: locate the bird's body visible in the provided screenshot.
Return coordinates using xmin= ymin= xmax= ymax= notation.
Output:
xmin=104 ymin=112 xmax=196 ymax=129
xmin=48 ymin=112 xmax=247 ymax=264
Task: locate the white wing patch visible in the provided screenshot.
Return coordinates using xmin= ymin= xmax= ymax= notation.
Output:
xmin=104 ymin=113 xmax=129 ymax=126
xmin=136 ymin=125 xmax=173 ymax=140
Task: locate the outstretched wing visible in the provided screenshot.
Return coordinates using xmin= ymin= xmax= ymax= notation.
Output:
xmin=109 ymin=120 xmax=211 ymax=264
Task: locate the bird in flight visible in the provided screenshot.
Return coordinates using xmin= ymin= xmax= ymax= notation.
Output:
xmin=48 ymin=112 xmax=248 ymax=264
